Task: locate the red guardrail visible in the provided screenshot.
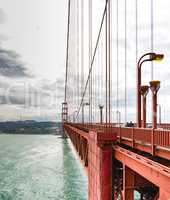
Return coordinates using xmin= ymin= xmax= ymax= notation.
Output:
xmin=64 ymin=123 xmax=170 ymax=160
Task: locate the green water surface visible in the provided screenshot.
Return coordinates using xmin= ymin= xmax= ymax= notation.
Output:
xmin=0 ymin=134 xmax=87 ymax=200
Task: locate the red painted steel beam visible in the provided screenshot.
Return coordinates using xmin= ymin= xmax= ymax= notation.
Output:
xmin=64 ymin=123 xmax=89 ymax=173
xmin=159 ymin=189 xmax=170 ymax=200
xmin=117 ymin=138 xmax=170 ymax=160
xmin=123 ymin=166 xmax=135 ymax=200
xmin=114 ymin=146 xmax=170 ymax=195
xmin=88 ymin=130 xmax=116 ymax=200
xmin=64 ymin=123 xmax=170 ymax=199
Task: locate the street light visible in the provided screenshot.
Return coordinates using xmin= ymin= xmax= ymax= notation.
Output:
xmin=140 ymin=85 xmax=149 ymax=128
xmin=98 ymin=105 xmax=104 ymax=124
xmin=150 ymin=80 xmax=161 ymax=129
xmin=137 ymin=52 xmax=164 ymax=127
xmin=82 ymin=102 xmax=90 ymax=124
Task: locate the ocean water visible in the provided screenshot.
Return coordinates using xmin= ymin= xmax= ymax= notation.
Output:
xmin=0 ymin=134 xmax=87 ymax=200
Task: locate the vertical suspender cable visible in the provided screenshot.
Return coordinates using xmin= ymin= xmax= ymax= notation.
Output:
xmin=105 ymin=0 xmax=108 ymax=125
xmin=151 ymin=0 xmax=154 ymax=125
xmin=151 ymin=0 xmax=154 ymax=80
xmin=116 ymin=0 xmax=119 ymax=124
xmin=81 ymin=0 xmax=84 ymax=123
xmin=124 ymin=0 xmax=127 ymax=123
xmin=73 ymin=1 xmax=76 ymax=119
xmin=77 ymin=0 xmax=79 ymax=121
xmin=64 ymin=0 xmax=71 ymax=103
xmin=76 ymin=1 xmax=108 ymax=120
xmin=98 ymin=39 xmax=100 ymax=122
xmin=101 ymin=33 xmax=104 ymax=122
xmin=89 ymin=0 xmax=92 ymax=124
xmin=110 ymin=0 xmax=112 ymax=124
xmin=108 ymin=0 xmax=111 ymax=125
xmin=136 ymin=0 xmax=138 ymax=65
xmin=136 ymin=0 xmax=138 ymax=124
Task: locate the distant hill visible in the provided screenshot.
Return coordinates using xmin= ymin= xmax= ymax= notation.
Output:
xmin=0 ymin=120 xmax=62 ymax=135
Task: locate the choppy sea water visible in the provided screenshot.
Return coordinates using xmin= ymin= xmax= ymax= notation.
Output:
xmin=0 ymin=134 xmax=87 ymax=200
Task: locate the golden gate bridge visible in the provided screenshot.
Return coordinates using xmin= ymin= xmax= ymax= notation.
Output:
xmin=61 ymin=0 xmax=170 ymax=199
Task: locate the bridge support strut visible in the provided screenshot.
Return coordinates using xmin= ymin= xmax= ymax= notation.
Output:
xmin=123 ymin=166 xmax=135 ymax=200
xmin=88 ymin=130 xmax=116 ymax=200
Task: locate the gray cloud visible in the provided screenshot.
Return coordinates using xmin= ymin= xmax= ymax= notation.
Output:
xmin=0 ymin=79 xmax=64 ymax=110
xmin=0 ymin=47 xmax=32 ymax=78
xmin=0 ymin=94 xmax=25 ymax=105
xmin=39 ymin=78 xmax=64 ymax=92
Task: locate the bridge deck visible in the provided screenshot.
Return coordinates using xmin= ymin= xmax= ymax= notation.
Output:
xmin=63 ymin=123 xmax=170 ymax=199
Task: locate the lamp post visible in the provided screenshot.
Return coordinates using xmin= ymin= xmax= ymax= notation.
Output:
xmin=140 ymin=85 xmax=149 ymax=128
xmin=82 ymin=102 xmax=90 ymax=124
xmin=98 ymin=105 xmax=104 ymax=124
xmin=137 ymin=53 xmax=164 ymax=127
xmin=150 ymin=80 xmax=161 ymax=129
xmin=157 ymin=104 xmax=161 ymax=125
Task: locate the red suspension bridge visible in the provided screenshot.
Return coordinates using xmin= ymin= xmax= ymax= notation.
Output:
xmin=61 ymin=0 xmax=170 ymax=199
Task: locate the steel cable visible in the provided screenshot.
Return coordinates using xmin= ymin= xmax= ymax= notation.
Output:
xmin=151 ymin=0 xmax=154 ymax=80
xmin=116 ymin=0 xmax=119 ymax=124
xmin=64 ymin=0 xmax=71 ymax=103
xmin=76 ymin=0 xmax=109 ymax=119
xmin=124 ymin=0 xmax=127 ymax=123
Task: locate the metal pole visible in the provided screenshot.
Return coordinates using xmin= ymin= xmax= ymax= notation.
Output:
xmin=157 ymin=104 xmax=161 ymax=125
xmin=137 ymin=53 xmax=157 ymax=128
xmin=141 ymin=85 xmax=149 ymax=128
xmin=150 ymin=80 xmax=160 ymax=129
xmin=142 ymin=95 xmax=147 ymax=128
xmin=100 ymin=108 xmax=103 ymax=124
xmin=153 ymin=92 xmax=157 ymax=129
xmin=137 ymin=64 xmax=141 ymax=127
xmin=99 ymin=105 xmax=104 ymax=124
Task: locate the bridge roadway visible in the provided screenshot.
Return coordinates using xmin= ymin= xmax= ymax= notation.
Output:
xmin=63 ymin=123 xmax=170 ymax=200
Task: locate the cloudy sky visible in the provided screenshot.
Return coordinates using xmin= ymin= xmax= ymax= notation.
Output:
xmin=0 ymin=0 xmax=170 ymax=122
xmin=0 ymin=0 xmax=68 ymax=121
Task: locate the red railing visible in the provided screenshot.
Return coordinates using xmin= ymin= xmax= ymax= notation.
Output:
xmin=65 ymin=123 xmax=170 ymax=160
xmin=154 ymin=129 xmax=170 ymax=148
xmin=133 ymin=128 xmax=151 ymax=144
